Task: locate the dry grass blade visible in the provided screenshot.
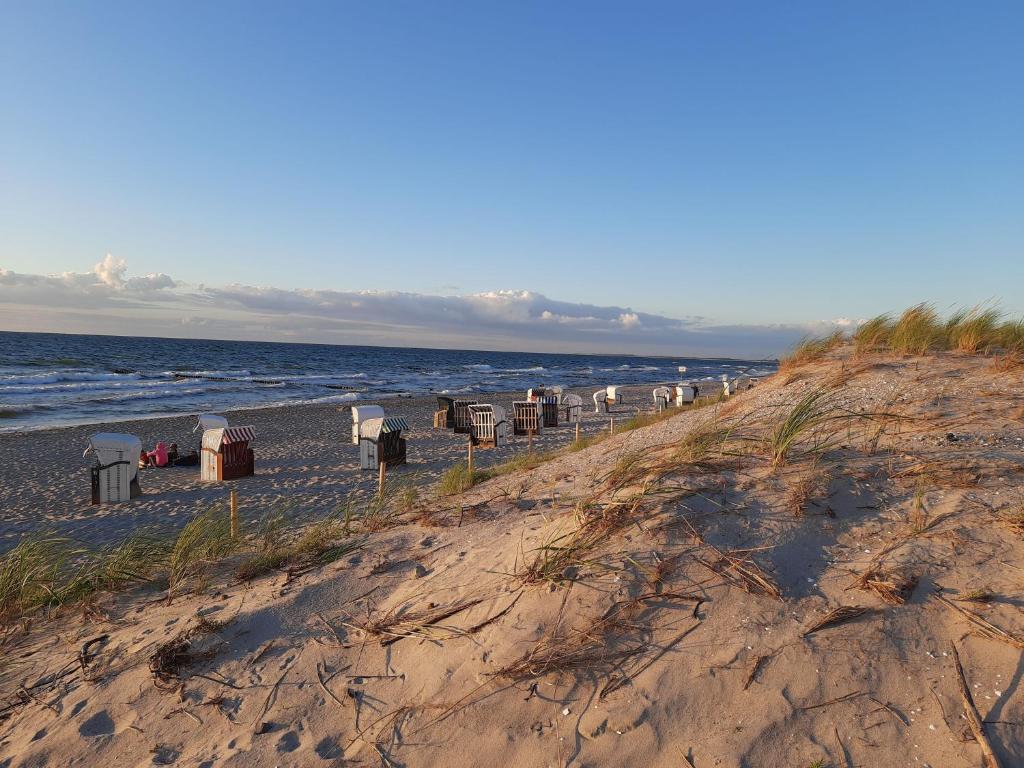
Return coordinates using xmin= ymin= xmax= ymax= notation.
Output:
xmin=853 ymin=568 xmax=917 ymax=605
xmin=933 ymin=593 xmax=1024 ymax=649
xmin=357 ymin=598 xmax=485 ymax=646
xmin=801 ymin=606 xmax=872 ymax=637
xmin=694 ymin=550 xmax=781 ymax=600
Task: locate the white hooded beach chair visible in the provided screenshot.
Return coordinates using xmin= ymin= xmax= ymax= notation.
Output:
xmin=675 ymin=384 xmax=697 ymax=406
xmin=469 ymin=404 xmax=508 ymax=448
xmin=720 ymin=374 xmax=732 ymax=397
xmin=359 ymin=416 xmax=409 ymax=470
xmin=593 ymin=389 xmax=607 ymax=413
xmin=653 ymin=387 xmax=672 ymax=412
xmin=85 ymin=433 xmax=142 ymax=504
xmin=562 ymin=393 xmax=583 ymax=424
xmin=452 ymin=399 xmax=477 ymax=434
xmin=731 ymin=375 xmax=752 ymax=392
xmin=548 ymin=385 xmax=564 ymax=404
xmin=201 ymin=426 xmax=255 ymax=482
xmin=513 ymin=401 xmax=543 ymax=436
xmin=351 ymin=405 xmax=385 ymax=445
xmin=194 ymin=413 xmax=228 ymax=433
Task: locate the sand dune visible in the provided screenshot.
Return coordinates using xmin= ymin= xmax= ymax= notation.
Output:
xmin=1 ymin=353 xmax=1023 ymax=767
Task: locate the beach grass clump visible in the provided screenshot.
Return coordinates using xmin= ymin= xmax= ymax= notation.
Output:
xmin=767 ymin=387 xmax=843 ymax=469
xmin=853 ymin=314 xmax=894 ymax=355
xmin=0 ymin=535 xmax=74 ymax=619
xmin=168 ymin=507 xmax=236 ymax=593
xmin=61 ymin=533 xmax=170 ymax=602
xmin=437 ymin=461 xmax=478 ymax=496
xmin=888 ymin=303 xmax=944 ymax=355
xmin=779 ymin=330 xmax=845 ymax=371
xmin=944 ymin=306 xmax=1003 ymax=353
xmin=620 ymin=407 xmax=678 ymax=432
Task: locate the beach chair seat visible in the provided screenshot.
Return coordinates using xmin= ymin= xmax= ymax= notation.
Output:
xmin=351 ymin=405 xmax=385 ymax=445
xmin=433 ymin=406 xmax=449 ymax=430
xmin=436 ymin=396 xmax=456 ymax=429
xmin=539 ymin=395 xmax=559 ymax=428
xmin=359 ymin=416 xmax=409 ymax=469
xmin=452 ymin=399 xmax=478 ymax=434
xmin=653 ymin=387 xmax=671 ymax=412
xmin=201 ymin=426 xmax=255 ymax=482
xmin=562 ymin=393 xmax=583 ymax=424
xmin=85 ymin=433 xmax=142 ymax=504
xmin=469 ymin=404 xmax=508 ymax=448
xmin=512 ymin=401 xmax=543 ymax=436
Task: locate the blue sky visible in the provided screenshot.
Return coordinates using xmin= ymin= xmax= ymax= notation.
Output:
xmin=1 ymin=2 xmax=1021 ymax=355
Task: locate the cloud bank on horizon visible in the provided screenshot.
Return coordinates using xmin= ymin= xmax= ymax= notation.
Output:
xmin=0 ymin=256 xmax=844 ymax=358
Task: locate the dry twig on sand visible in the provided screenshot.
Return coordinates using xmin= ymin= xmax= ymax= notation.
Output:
xmin=933 ymin=593 xmax=1024 ymax=649
xmin=801 ymin=606 xmax=872 ymax=637
xmin=949 ymin=642 xmax=1003 ymax=768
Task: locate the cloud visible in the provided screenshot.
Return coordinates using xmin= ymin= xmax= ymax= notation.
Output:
xmin=0 ymin=258 xmax=834 ymax=357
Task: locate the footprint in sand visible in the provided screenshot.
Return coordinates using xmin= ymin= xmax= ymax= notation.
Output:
xmin=314 ymin=737 xmax=342 ymax=760
xmin=276 ymin=730 xmax=301 ymax=753
xmin=78 ymin=710 xmax=115 ymax=738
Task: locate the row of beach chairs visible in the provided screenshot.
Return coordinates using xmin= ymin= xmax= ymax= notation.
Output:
xmin=84 ymin=414 xmax=256 ymax=504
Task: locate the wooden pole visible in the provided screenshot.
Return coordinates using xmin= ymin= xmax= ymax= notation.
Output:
xmin=467 ymin=436 xmax=474 ymax=474
xmin=378 ymin=460 xmax=386 ymax=499
xmin=528 ymin=429 xmax=533 ymax=453
xmin=610 ymin=417 xmax=615 ymax=433
xmin=229 ymin=489 xmax=239 ymax=539
xmin=575 ymin=422 xmax=580 ymax=443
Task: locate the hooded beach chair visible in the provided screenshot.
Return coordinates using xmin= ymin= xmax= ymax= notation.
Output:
xmin=194 ymin=413 xmax=228 ymax=433
xmin=593 ymin=389 xmax=608 ymax=413
xmin=201 ymin=426 xmax=255 ymax=481
xmin=675 ymin=384 xmax=697 ymax=406
xmin=359 ymin=416 xmax=409 ymax=470
xmin=469 ymin=404 xmax=508 ymax=448
xmin=452 ymin=399 xmax=478 ymax=434
xmin=547 ymin=385 xmax=564 ymax=404
xmin=731 ymin=375 xmax=752 ymax=392
xmin=539 ymin=395 xmax=559 ymax=428
xmin=85 ymin=433 xmax=143 ymax=504
xmin=653 ymin=387 xmax=672 ymax=412
xmin=351 ymin=405 xmax=385 ymax=445
xmin=526 ymin=387 xmax=545 ymax=402
xmin=513 ymin=401 xmax=543 ymax=436
xmin=562 ymin=393 xmax=583 ymax=424
xmin=435 ymin=396 xmax=456 ymax=429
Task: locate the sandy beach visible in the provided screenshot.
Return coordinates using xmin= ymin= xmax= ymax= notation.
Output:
xmin=2 ymin=351 xmax=1022 ymax=767
xmin=0 ymin=385 xmax=667 ymax=551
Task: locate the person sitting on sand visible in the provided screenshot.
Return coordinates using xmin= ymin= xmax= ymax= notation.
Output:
xmin=146 ymin=441 xmax=169 ymax=468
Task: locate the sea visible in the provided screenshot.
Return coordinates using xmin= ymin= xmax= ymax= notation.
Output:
xmin=0 ymin=332 xmax=776 ymax=432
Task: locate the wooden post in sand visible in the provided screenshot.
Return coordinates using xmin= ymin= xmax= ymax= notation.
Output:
xmin=610 ymin=417 xmax=615 ymax=434
xmin=378 ymin=460 xmax=387 ymax=499
xmin=575 ymin=422 xmax=580 ymax=443
xmin=467 ymin=435 xmax=474 ymax=474
xmin=528 ymin=429 xmax=534 ymax=453
xmin=229 ymin=489 xmax=239 ymax=539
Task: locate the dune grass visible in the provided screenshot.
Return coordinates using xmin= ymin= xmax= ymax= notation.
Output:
xmin=767 ymin=387 xmax=844 ymax=469
xmin=168 ymin=507 xmax=236 ymax=593
xmin=780 ymin=330 xmax=845 ymax=370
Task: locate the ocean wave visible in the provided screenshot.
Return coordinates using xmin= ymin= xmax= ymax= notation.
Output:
xmin=0 ymin=377 xmax=204 ymax=396
xmin=0 ymin=370 xmax=144 ymax=386
xmin=169 ymin=369 xmax=253 ymax=379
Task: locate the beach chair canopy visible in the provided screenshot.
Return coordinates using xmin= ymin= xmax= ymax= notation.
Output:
xmin=360 ymin=416 xmax=409 ymax=441
xmin=86 ymin=433 xmax=142 ymax=458
xmin=194 ymin=413 xmax=228 ymax=433
xmin=562 ymin=393 xmax=582 ymax=407
xmin=606 ymin=385 xmax=620 ymax=400
xmin=653 ymin=387 xmax=671 ymax=400
xmin=202 ymin=426 xmax=255 ymax=453
xmin=351 ymin=405 xmax=385 ymax=444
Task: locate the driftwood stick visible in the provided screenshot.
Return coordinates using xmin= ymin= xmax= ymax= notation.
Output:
xmin=950 ymin=641 xmax=1003 ymax=768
